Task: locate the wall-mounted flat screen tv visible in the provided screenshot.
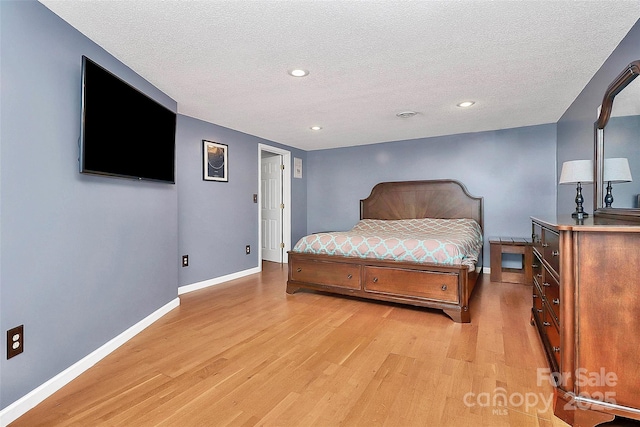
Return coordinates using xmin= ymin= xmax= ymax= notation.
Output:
xmin=80 ymin=56 xmax=176 ymax=183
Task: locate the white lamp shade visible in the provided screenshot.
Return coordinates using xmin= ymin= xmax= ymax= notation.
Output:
xmin=604 ymin=158 xmax=632 ymax=183
xmin=559 ymin=160 xmax=593 ymax=184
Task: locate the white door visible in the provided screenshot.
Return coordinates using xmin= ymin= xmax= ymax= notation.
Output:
xmin=261 ymin=154 xmax=283 ymax=262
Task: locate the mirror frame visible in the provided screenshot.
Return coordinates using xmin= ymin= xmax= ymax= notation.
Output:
xmin=594 ymin=60 xmax=640 ymax=221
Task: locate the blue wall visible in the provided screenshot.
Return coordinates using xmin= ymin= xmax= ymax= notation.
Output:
xmin=0 ymin=1 xmax=307 ymax=411
xmin=306 ymin=124 xmax=558 ymax=265
xmin=0 ymin=1 xmax=179 ymax=407
xmin=176 ymin=115 xmax=307 ymax=286
xmin=557 ymin=20 xmax=640 ymax=214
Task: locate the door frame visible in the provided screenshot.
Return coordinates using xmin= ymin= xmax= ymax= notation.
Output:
xmin=258 ymin=143 xmax=291 ymax=264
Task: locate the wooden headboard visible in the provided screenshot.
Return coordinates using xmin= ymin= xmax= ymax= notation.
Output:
xmin=360 ymin=179 xmax=483 ymax=231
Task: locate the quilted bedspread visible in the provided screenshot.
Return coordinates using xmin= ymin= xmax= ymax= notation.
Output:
xmin=292 ymin=218 xmax=483 ymax=269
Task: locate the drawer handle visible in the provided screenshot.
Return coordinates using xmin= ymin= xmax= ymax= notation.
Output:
xmin=543 ymin=321 xmax=551 ymax=326
xmin=441 ymin=284 xmax=447 ymax=291
xmin=373 ymin=277 xmax=378 ymax=283
xmin=537 ymin=308 xmax=543 ymax=313
xmin=532 ymin=264 xmax=539 ymax=269
xmin=542 ymin=243 xmax=549 ymax=248
xmin=533 ymin=294 xmax=538 ymax=298
xmin=553 ymin=346 xmax=561 ymax=353
xmin=552 ymin=250 xmax=559 ymax=257
xmin=553 ymin=298 xmax=560 ymax=305
xmin=543 ymin=282 xmax=550 ymax=287
xmin=347 ymin=274 xmax=352 ymax=279
xmin=536 ymin=274 xmax=543 ymax=278
xmin=296 ymin=268 xmax=302 ymax=273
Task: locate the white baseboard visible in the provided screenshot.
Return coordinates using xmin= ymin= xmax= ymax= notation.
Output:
xmin=178 ymin=265 xmax=262 ymax=295
xmin=484 ymin=266 xmax=491 ymax=274
xmin=0 ymin=297 xmax=180 ymax=427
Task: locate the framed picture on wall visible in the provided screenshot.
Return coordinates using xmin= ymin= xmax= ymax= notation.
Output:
xmin=294 ymin=157 xmax=303 ymax=178
xmin=203 ymin=140 xmax=228 ymax=182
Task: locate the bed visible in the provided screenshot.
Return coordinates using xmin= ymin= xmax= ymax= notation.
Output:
xmin=286 ymin=179 xmax=484 ymax=323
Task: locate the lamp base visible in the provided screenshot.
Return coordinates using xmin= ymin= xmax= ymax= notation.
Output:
xmin=571 ymin=182 xmax=588 ymax=220
xmin=604 ymin=181 xmax=613 ymax=208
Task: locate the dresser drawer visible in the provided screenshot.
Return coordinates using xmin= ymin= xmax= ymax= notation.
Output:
xmin=533 ymin=282 xmax=544 ymax=319
xmin=364 ymin=266 xmax=458 ymax=303
xmin=544 ymin=311 xmax=561 ymax=370
xmin=291 ymin=259 xmax=361 ymax=290
xmin=532 ymin=253 xmax=543 ymax=287
xmin=543 ymin=229 xmax=560 ymax=275
xmin=543 ymin=269 xmax=560 ymax=325
xmin=532 ymin=222 xmax=543 ymax=256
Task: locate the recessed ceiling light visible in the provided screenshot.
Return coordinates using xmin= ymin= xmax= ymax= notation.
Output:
xmin=396 ymin=111 xmax=418 ymax=118
xmin=310 ymin=126 xmax=322 ymax=131
xmin=457 ymin=101 xmax=475 ymax=108
xmin=289 ymin=69 xmax=309 ymax=77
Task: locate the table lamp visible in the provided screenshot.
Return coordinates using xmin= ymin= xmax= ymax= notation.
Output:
xmin=604 ymin=158 xmax=632 ymax=208
xmin=559 ymin=160 xmax=593 ymax=219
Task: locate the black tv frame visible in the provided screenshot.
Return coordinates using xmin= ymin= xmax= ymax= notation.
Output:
xmin=79 ymin=56 xmax=176 ymax=184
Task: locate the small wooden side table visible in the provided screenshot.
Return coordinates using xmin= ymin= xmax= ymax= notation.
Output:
xmin=489 ymin=237 xmax=532 ymax=284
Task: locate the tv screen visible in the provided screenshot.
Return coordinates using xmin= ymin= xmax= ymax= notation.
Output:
xmin=80 ymin=56 xmax=176 ymax=183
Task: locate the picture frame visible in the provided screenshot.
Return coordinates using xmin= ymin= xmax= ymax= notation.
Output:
xmin=203 ymin=140 xmax=228 ymax=182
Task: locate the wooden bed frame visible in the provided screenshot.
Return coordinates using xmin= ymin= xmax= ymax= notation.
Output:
xmin=286 ymin=179 xmax=484 ymax=323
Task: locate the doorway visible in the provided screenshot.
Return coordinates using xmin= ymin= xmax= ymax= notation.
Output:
xmin=258 ymin=144 xmax=291 ymax=264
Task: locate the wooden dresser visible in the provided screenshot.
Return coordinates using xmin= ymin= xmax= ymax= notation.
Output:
xmin=531 ymin=216 xmax=640 ymax=426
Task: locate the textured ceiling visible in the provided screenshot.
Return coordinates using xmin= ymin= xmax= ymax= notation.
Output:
xmin=40 ymin=1 xmax=640 ymax=151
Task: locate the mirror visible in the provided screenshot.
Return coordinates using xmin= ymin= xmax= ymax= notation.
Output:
xmin=594 ymin=60 xmax=640 ymax=221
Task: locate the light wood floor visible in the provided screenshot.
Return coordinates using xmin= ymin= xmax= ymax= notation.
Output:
xmin=13 ymin=262 xmax=572 ymax=427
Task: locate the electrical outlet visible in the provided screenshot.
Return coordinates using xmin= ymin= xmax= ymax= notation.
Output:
xmin=246 ymin=245 xmax=251 ymax=254
xmin=182 ymin=255 xmax=189 ymax=267
xmin=7 ymin=325 xmax=24 ymax=359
